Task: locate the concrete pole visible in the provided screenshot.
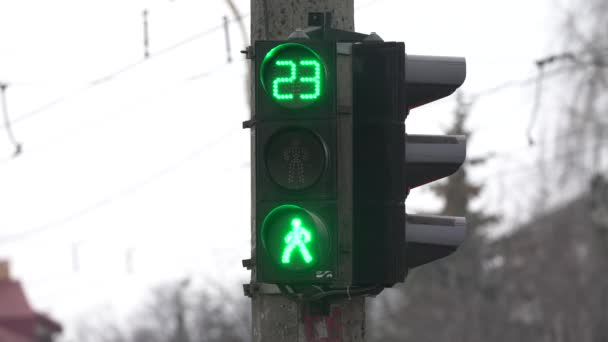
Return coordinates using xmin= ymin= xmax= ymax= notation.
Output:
xmin=249 ymin=1 xmax=364 ymax=341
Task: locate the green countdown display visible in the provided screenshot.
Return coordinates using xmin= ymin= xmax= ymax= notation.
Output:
xmin=261 ymin=43 xmax=326 ymax=109
xmin=261 ymin=204 xmax=330 ymax=270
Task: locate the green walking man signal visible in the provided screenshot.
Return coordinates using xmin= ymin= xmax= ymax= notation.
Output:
xmin=281 ymin=218 xmax=314 ymax=264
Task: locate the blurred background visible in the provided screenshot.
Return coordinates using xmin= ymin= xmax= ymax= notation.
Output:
xmin=0 ymin=0 xmax=606 ymax=341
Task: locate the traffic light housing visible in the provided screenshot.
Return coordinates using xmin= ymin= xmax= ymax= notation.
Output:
xmin=246 ymin=27 xmax=468 ymax=291
xmin=252 ymin=40 xmax=339 ymax=284
xmin=350 ymin=41 xmax=407 ymax=285
xmin=402 ymin=55 xmax=468 ymax=270
xmin=349 ymin=42 xmax=468 ymax=285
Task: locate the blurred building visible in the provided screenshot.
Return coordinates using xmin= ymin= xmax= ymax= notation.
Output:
xmin=482 ymin=183 xmax=608 ymax=341
xmin=369 ymin=176 xmax=608 ymax=342
xmin=0 ymin=261 xmax=62 ymax=342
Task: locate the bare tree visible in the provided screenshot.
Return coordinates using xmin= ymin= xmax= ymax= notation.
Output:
xmin=77 ymin=279 xmax=250 ymax=342
xmin=189 ymin=283 xmax=250 ymax=342
xmin=548 ymin=0 xmax=608 ymax=193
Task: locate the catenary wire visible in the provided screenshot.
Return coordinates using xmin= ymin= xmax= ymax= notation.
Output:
xmin=2 ymin=13 xmax=251 ymax=129
xmin=2 ymin=1 xmax=600 ymax=246
xmin=0 ymin=0 xmax=397 ymax=245
xmin=481 ymin=139 xmax=608 ymax=181
xmin=1 ymin=0 xmax=391 ymax=129
xmin=0 ymin=129 xmax=239 ymax=245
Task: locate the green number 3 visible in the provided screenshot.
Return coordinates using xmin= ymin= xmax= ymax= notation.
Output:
xmin=273 ymin=59 xmax=321 ymax=101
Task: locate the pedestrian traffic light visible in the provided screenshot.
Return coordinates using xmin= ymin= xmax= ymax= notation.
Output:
xmin=246 ymin=27 xmax=468 ymax=291
xmin=250 ymin=39 xmax=338 ymax=284
xmin=261 ymin=204 xmax=330 ymax=271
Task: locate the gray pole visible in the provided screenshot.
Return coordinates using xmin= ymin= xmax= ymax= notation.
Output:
xmin=249 ymin=1 xmax=364 ymax=341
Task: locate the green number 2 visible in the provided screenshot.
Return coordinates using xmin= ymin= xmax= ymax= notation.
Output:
xmin=272 ymin=59 xmax=321 ymax=101
xmin=272 ymin=60 xmax=296 ymax=100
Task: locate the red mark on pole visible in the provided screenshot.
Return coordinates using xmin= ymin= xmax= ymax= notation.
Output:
xmin=303 ymin=306 xmax=343 ymax=342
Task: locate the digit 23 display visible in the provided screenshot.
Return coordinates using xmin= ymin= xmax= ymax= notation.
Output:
xmin=260 ymin=43 xmax=326 ymax=109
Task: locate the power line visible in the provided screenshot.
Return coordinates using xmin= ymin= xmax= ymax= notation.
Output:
xmin=0 ymin=83 xmax=22 ymax=157
xmin=1 ymin=0 xmax=403 ymax=131
xmin=468 ymin=64 xmax=575 ymax=102
xmin=4 ymin=0 xmax=579 ymax=245
xmin=0 ymin=129 xmax=239 ymax=245
xmin=480 ymin=125 xmax=595 ymax=162
xmin=465 ymin=50 xmax=608 ymax=148
xmin=0 ymin=11 xmax=254 ymax=244
xmin=5 ymin=0 xmax=390 ymax=125
xmin=0 ymin=60 xmax=235 ymax=170
xmin=12 ymin=61 xmax=233 ymax=160
xmin=2 ymin=14 xmax=250 ymax=129
xmin=469 ymin=47 xmax=608 ymax=102
xmin=469 ymin=48 xmax=608 ymax=162
xmin=527 ymin=52 xmax=581 ymax=145
xmin=481 ymin=139 xmax=608 ymax=181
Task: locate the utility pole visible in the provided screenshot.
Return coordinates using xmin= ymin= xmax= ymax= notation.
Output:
xmin=249 ymin=1 xmax=361 ymax=341
xmin=246 ymin=2 xmax=468 ymax=341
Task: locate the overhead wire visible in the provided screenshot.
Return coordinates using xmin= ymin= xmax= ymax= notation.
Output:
xmin=477 ymin=124 xmax=595 ymax=163
xmin=469 ymin=46 xmax=608 ymax=102
xmin=0 ymin=7 xmax=600 ymax=310
xmin=3 ymin=0 xmax=410 ymax=320
xmin=9 ymin=158 xmax=250 ymax=300
xmin=468 ymin=64 xmax=575 ymax=103
xmin=8 ymin=0 xmax=601 ymax=262
xmin=481 ymin=138 xmax=608 ymax=181
xmin=0 ymin=0 xmax=450 ymax=132
xmin=466 ymin=47 xmax=608 ymax=148
xmin=0 ymin=83 xmax=22 ymax=157
xmin=10 ymin=60 xmax=233 ymax=161
xmin=527 ymin=61 xmax=547 ymax=146
xmin=436 ymin=49 xmax=608 ymax=226
xmin=462 ymin=47 xmax=608 ymax=173
xmin=2 ymin=12 xmax=251 ymax=129
xmin=527 ymin=52 xmax=578 ymax=145
xmin=481 ymin=143 xmax=608 ymax=232
xmin=0 ymin=0 xmax=398 ymax=247
xmin=0 ymin=128 xmax=239 ymax=245
xmin=465 ymin=49 xmax=608 ymax=231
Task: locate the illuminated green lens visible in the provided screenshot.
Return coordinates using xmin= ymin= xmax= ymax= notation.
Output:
xmin=261 ymin=204 xmax=329 ymax=271
xmin=280 ymin=218 xmax=314 ymax=264
xmin=261 ymin=43 xmax=326 ymax=109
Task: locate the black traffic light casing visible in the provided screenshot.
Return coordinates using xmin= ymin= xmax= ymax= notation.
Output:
xmin=248 ymin=32 xmax=468 ymax=289
xmin=349 ymin=42 xmax=468 ymax=285
xmin=402 ymin=55 xmax=468 ymax=270
xmin=252 ymin=40 xmax=340 ymax=284
xmin=351 ymin=42 xmax=407 ymax=285
xmin=406 ymin=214 xmax=467 ymax=268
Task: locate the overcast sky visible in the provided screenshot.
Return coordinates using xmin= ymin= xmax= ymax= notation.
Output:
xmin=0 ymin=0 xmax=560 ymax=340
